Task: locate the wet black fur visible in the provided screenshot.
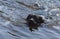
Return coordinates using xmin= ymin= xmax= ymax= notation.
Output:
xmin=26 ymin=14 xmax=44 ymax=32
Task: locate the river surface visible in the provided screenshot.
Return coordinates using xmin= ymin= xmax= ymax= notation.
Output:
xmin=0 ymin=0 xmax=60 ymax=39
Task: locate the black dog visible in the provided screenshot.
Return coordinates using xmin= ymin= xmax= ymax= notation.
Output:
xmin=26 ymin=14 xmax=44 ymax=32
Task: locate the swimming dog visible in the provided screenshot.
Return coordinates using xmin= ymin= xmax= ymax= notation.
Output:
xmin=26 ymin=14 xmax=44 ymax=32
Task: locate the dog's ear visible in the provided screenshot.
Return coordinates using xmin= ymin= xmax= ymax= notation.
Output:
xmin=26 ymin=14 xmax=32 ymax=20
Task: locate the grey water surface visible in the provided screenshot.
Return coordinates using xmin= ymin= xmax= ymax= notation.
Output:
xmin=0 ymin=0 xmax=60 ymax=39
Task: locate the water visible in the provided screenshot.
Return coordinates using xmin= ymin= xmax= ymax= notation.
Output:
xmin=0 ymin=0 xmax=60 ymax=39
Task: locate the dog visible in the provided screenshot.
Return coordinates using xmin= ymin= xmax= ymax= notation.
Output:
xmin=26 ymin=14 xmax=44 ymax=32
